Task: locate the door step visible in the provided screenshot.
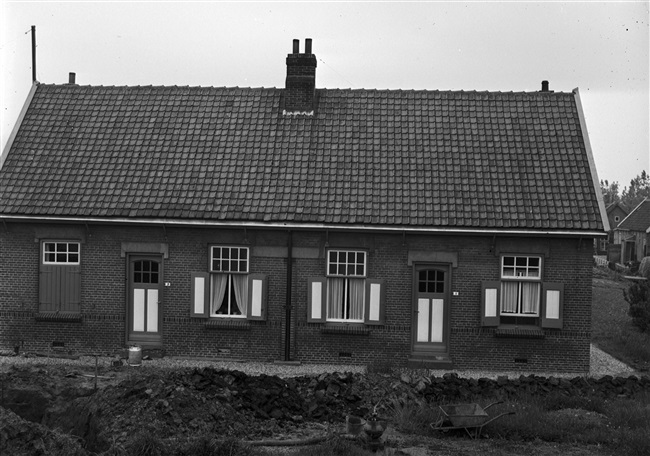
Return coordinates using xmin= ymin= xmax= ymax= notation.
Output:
xmin=407 ymin=355 xmax=453 ymax=369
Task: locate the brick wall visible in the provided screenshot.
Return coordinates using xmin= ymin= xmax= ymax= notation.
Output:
xmin=0 ymin=222 xmax=593 ymax=372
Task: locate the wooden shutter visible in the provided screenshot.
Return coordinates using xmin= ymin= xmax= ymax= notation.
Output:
xmin=481 ymin=281 xmax=500 ymax=327
xmin=307 ymin=277 xmax=327 ymax=323
xmin=247 ymin=274 xmax=267 ymax=321
xmin=60 ymin=266 xmax=81 ymax=312
xmin=39 ymin=264 xmax=59 ymax=311
xmin=542 ymin=282 xmax=564 ymax=329
xmin=190 ymin=272 xmax=210 ymax=318
xmin=364 ymin=279 xmax=385 ymax=325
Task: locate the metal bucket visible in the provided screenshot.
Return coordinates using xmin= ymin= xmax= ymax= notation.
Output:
xmin=128 ymin=346 xmax=142 ymax=366
xmin=346 ymin=415 xmax=366 ymax=435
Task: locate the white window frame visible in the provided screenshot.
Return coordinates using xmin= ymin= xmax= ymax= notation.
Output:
xmin=210 ymin=246 xmax=249 ymax=274
xmin=500 ymin=255 xmax=542 ymax=318
xmin=43 ymin=241 xmax=81 ymax=265
xmin=209 ymin=246 xmax=250 ymax=318
xmin=326 ymin=250 xmax=367 ymax=323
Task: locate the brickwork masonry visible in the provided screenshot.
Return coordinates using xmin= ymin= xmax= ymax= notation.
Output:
xmin=1 ymin=223 xmax=594 ymax=373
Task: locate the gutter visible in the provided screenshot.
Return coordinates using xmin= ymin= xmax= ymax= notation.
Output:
xmin=0 ymin=214 xmax=608 ymax=238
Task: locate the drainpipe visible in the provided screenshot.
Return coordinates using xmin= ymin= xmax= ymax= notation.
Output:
xmin=285 ymin=231 xmax=293 ymax=361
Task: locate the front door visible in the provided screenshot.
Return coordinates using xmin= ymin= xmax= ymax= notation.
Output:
xmin=412 ymin=264 xmax=450 ymax=356
xmin=127 ymin=255 xmax=163 ymax=347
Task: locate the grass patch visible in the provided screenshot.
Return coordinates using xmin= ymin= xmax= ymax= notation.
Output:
xmin=591 ymin=268 xmax=650 ymax=367
xmin=480 ymin=392 xmax=650 ymax=455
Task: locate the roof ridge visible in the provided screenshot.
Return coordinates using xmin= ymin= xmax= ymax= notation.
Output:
xmin=37 ymin=83 xmax=280 ymax=91
xmin=36 ymin=82 xmax=574 ymax=95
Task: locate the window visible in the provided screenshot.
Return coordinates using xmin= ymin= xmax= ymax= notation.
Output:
xmin=326 ymin=250 xmax=366 ymax=322
xmin=210 ymin=246 xmax=249 ymax=318
xmin=481 ymin=254 xmax=564 ymax=329
xmin=133 ymin=260 xmax=159 ymax=283
xmin=43 ymin=242 xmax=80 ymax=264
xmin=190 ymin=246 xmax=267 ymax=321
xmin=500 ymin=256 xmax=541 ymax=323
xmin=39 ymin=241 xmax=81 ymax=313
xmin=308 ymin=250 xmax=385 ymax=326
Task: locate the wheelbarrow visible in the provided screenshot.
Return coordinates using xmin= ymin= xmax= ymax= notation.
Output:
xmin=430 ymin=401 xmax=515 ymax=439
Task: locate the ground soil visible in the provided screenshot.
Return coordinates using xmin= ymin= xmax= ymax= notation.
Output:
xmin=0 ymin=362 xmax=616 ymax=456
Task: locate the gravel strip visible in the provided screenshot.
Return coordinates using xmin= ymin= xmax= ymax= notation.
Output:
xmin=0 ymin=344 xmax=640 ymax=379
xmin=427 ymin=344 xmax=640 ymax=379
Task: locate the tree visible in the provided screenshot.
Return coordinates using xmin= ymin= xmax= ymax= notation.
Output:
xmin=600 ymin=179 xmax=620 ymax=205
xmin=621 ymin=170 xmax=650 ymax=209
xmin=600 ymin=171 xmax=649 ymax=210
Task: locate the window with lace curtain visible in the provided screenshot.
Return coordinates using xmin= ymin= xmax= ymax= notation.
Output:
xmin=481 ymin=253 xmax=564 ymax=330
xmin=500 ymin=255 xmax=541 ymax=324
xmin=326 ymin=250 xmax=366 ymax=322
xmin=210 ymin=246 xmax=249 ymax=318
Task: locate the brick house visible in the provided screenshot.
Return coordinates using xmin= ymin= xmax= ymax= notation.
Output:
xmin=0 ymin=39 xmax=608 ymax=372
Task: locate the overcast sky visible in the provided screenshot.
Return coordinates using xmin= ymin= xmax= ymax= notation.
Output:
xmin=1 ymin=1 xmax=648 ymax=188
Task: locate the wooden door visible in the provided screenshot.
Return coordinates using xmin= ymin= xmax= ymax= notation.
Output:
xmin=412 ymin=264 xmax=450 ymax=355
xmin=127 ymin=255 xmax=163 ymax=346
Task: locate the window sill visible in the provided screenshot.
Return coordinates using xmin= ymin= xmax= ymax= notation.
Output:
xmin=204 ymin=320 xmax=251 ymax=331
xmin=321 ymin=325 xmax=370 ymax=336
xmin=494 ymin=327 xmax=545 ymax=339
xmin=35 ymin=312 xmax=83 ymax=323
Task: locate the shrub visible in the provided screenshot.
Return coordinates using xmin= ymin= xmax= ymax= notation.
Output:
xmin=387 ymin=398 xmax=438 ymax=436
xmin=624 ymin=280 xmax=650 ymax=332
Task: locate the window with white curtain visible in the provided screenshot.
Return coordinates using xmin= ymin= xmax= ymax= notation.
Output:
xmin=500 ymin=255 xmax=541 ymax=318
xmin=326 ymin=250 xmax=366 ymax=322
xmin=210 ymin=246 xmax=249 ymax=318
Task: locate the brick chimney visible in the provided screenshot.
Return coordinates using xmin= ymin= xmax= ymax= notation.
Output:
xmin=284 ymin=38 xmax=317 ymax=114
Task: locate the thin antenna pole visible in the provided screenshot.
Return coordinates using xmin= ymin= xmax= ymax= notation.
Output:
xmin=31 ymin=25 xmax=36 ymax=83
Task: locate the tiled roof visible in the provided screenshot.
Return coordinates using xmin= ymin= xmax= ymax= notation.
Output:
xmin=617 ymin=199 xmax=650 ymax=232
xmin=0 ymin=84 xmax=605 ymax=231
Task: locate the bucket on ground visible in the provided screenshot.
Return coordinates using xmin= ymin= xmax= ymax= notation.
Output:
xmin=346 ymin=415 xmax=366 ymax=435
xmin=128 ymin=346 xmax=142 ymax=366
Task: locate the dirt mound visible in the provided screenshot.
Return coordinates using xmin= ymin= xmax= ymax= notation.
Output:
xmin=2 ymin=363 xmax=650 ymax=454
xmin=0 ymin=406 xmax=86 ymax=456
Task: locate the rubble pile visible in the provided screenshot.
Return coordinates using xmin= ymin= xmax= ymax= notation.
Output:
xmin=1 ymin=364 xmax=650 ymax=454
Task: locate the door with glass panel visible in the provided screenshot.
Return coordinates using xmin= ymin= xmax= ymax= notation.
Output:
xmin=412 ymin=264 xmax=450 ymax=355
xmin=127 ymin=255 xmax=163 ymax=346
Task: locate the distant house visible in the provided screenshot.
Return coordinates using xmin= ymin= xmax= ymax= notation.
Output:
xmin=0 ymin=39 xmax=608 ymax=373
xmin=614 ymin=199 xmax=650 ymax=263
xmin=595 ymin=202 xmax=629 ymax=256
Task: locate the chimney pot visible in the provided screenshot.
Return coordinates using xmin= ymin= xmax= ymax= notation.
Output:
xmin=305 ymin=38 xmax=312 ymax=54
xmin=541 ymin=80 xmax=549 ymax=92
xmin=292 ymin=39 xmax=300 ymax=54
xmin=69 ymin=72 xmax=76 ymax=84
